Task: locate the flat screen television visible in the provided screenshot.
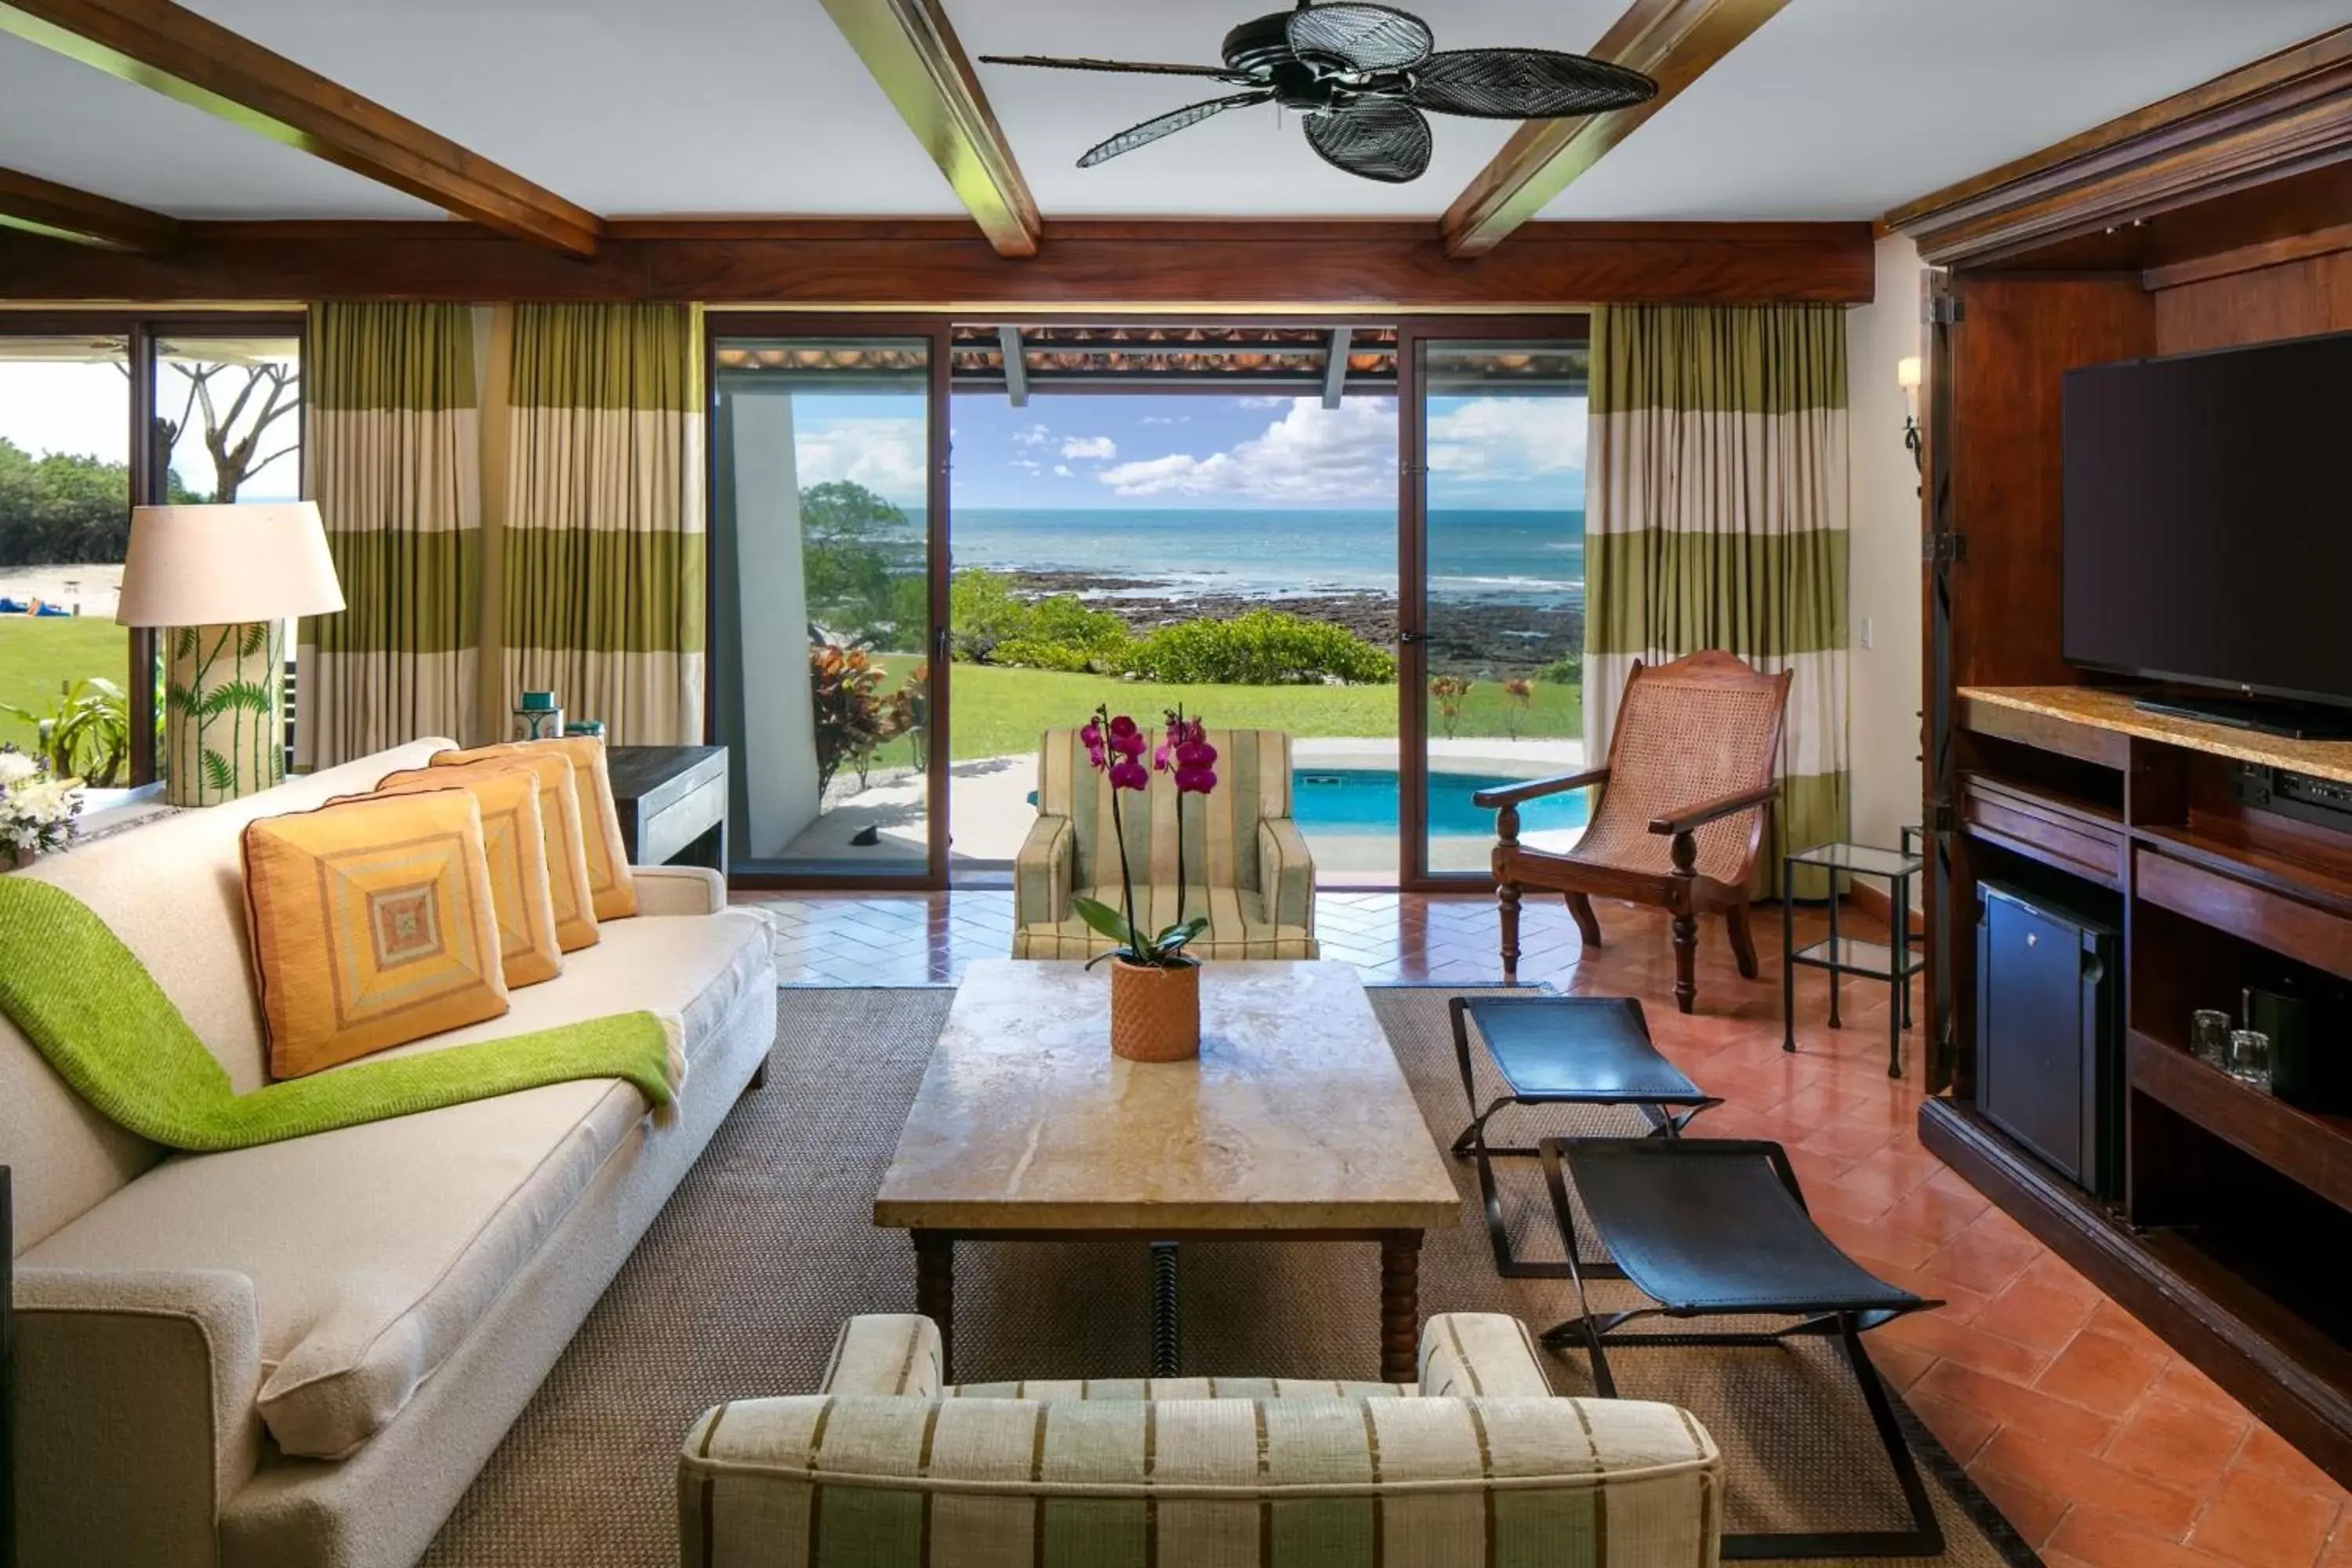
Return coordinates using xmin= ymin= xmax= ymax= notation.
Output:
xmin=2063 ymin=328 xmax=2352 ymax=726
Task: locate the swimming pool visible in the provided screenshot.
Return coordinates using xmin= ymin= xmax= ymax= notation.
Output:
xmin=1290 ymin=768 xmax=1591 ymax=839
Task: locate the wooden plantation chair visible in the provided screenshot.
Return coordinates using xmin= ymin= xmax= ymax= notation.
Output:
xmin=1472 ymin=652 xmax=1792 ymax=1013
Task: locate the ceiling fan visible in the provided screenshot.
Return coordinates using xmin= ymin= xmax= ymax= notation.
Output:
xmin=979 ymin=1 xmax=1659 ymax=185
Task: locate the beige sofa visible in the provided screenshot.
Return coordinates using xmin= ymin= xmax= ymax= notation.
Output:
xmin=1 ymin=740 xmax=779 ymax=1568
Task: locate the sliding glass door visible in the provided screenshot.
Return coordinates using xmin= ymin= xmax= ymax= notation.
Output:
xmin=707 ymin=323 xmax=949 ymax=883
xmin=1400 ymin=325 xmax=1592 ymax=885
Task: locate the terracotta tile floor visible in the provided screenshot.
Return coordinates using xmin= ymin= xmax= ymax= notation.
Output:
xmin=742 ymin=887 xmax=2352 ymax=1565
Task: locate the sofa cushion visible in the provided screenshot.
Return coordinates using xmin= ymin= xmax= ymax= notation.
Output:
xmin=391 ymin=750 xmax=600 ymax=953
xmin=437 ymin=739 xmax=636 ymax=922
xmin=361 ymin=764 xmax=565 ymax=986
xmin=244 ymin=790 xmax=513 ymax=1078
xmin=1011 ymin=883 xmax=1316 ymax=960
xmin=20 ymin=905 xmax=771 ymax=1460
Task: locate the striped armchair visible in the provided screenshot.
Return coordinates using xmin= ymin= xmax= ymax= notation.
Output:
xmin=683 ymin=1313 xmax=1724 ymax=1568
xmin=1012 ymin=727 xmax=1318 ymax=960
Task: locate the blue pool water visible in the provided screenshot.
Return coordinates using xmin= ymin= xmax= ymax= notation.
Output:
xmin=1291 ymin=769 xmax=1590 ymax=838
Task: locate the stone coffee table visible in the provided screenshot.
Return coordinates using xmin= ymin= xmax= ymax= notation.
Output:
xmin=873 ymin=960 xmax=1460 ymax=1382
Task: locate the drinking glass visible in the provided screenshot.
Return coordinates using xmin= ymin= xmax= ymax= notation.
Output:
xmin=2228 ymin=1029 xmax=2274 ymax=1092
xmin=2190 ymin=1009 xmax=2234 ymax=1070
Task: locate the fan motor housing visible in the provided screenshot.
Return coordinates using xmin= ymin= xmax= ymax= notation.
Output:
xmin=1220 ymin=13 xmax=1298 ymax=74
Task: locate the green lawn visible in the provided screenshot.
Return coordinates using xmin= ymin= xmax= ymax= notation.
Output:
xmin=864 ymin=657 xmax=1581 ymax=765
xmin=0 ymin=615 xmax=128 ymax=750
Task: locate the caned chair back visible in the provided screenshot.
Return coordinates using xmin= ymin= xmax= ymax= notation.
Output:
xmin=1035 ymin=728 xmax=1294 ymax=894
xmin=1580 ymin=652 xmax=1791 ymax=885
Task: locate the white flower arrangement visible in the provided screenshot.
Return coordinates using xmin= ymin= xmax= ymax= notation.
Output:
xmin=1 ymin=743 xmax=83 ymax=860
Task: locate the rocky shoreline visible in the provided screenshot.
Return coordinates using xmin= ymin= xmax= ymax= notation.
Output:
xmin=1002 ymin=570 xmax=1581 ymax=676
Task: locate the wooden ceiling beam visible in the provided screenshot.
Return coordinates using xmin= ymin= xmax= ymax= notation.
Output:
xmin=0 ymin=218 xmax=1875 ymax=306
xmin=819 ymin=0 xmax=1040 ymax=258
xmin=1885 ymin=25 xmax=2352 ymax=268
xmin=0 ymin=0 xmax=603 ymax=257
xmin=0 ymin=165 xmax=177 ymax=251
xmin=1439 ymin=0 xmax=1791 ymax=260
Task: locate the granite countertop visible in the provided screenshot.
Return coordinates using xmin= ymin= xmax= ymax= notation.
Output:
xmin=873 ymin=960 xmax=1461 ymax=1232
xmin=1960 ymin=686 xmax=2352 ymax=786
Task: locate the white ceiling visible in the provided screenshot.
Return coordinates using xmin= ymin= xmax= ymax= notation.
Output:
xmin=0 ymin=0 xmax=2342 ymax=226
xmin=1541 ymin=0 xmax=2352 ymax=220
xmin=0 ymin=31 xmax=438 ymax=219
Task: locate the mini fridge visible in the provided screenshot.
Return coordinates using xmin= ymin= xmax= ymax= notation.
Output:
xmin=1976 ymin=879 xmax=2124 ymax=1198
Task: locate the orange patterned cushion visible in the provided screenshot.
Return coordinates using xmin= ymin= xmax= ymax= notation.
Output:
xmin=241 ymin=791 xmax=510 ymax=1080
xmin=434 ymin=739 xmax=637 ymax=921
xmin=350 ymin=767 xmax=562 ymax=989
xmin=382 ymin=752 xmax=598 ymax=953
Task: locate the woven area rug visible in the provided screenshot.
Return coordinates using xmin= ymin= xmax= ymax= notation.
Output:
xmin=423 ymin=986 xmax=2038 ymax=1567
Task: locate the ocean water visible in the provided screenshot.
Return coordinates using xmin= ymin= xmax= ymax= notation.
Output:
xmin=945 ymin=508 xmax=1583 ymax=605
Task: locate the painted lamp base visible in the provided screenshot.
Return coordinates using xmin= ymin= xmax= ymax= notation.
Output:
xmin=164 ymin=620 xmax=288 ymax=807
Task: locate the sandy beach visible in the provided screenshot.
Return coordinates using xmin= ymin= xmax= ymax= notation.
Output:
xmin=0 ymin=564 xmax=122 ymax=615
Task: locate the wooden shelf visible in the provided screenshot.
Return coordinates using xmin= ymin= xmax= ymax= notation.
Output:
xmin=2133 ymin=844 xmax=2352 ymax=984
xmin=2128 ymin=1029 xmax=2352 ymax=1212
xmin=1962 ymin=771 xmax=2125 ymax=887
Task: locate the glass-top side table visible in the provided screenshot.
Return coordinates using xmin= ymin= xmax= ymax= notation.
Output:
xmin=1783 ymin=839 xmax=1926 ymax=1078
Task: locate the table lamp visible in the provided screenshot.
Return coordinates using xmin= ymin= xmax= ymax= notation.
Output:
xmin=117 ymin=503 xmax=345 ymax=807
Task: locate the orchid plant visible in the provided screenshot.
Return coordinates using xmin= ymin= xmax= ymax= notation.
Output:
xmin=1070 ymin=702 xmax=1221 ymax=969
xmin=0 ymin=743 xmax=83 ymax=864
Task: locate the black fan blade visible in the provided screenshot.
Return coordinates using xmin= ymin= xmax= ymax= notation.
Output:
xmin=1403 ymin=49 xmax=1659 ymax=119
xmin=1287 ymin=3 xmax=1434 ymax=72
xmin=980 ymin=55 xmax=1256 ymax=83
xmin=1078 ymin=90 xmax=1275 ymax=168
xmin=1301 ymin=100 xmax=1432 ymax=183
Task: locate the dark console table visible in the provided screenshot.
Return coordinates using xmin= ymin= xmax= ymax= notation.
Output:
xmin=608 ymin=746 xmax=728 ymax=870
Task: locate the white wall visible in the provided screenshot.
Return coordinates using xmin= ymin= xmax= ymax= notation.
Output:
xmin=727 ymin=390 xmax=820 ymax=858
xmin=1847 ymin=235 xmax=1929 ymax=864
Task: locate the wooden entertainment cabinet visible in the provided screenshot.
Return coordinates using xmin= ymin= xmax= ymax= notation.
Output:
xmin=1889 ymin=27 xmax=2352 ymax=1483
xmin=1926 ymin=687 xmax=2352 ymax=1480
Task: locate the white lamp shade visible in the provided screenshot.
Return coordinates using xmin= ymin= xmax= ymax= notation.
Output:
xmin=116 ymin=503 xmax=346 ymax=627
xmin=1896 ymin=356 xmax=1923 ymax=391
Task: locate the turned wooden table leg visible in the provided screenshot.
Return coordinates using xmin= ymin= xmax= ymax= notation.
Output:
xmin=1497 ymin=882 xmax=1523 ymax=980
xmin=1380 ymin=1230 xmax=1423 ymax=1385
xmin=913 ymin=1231 xmax=954 ymax=1380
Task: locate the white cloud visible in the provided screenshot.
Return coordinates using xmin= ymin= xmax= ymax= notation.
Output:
xmin=1235 ymin=396 xmax=1288 ymax=408
xmin=1098 ymin=397 xmax=1398 ymax=503
xmin=1141 ymin=415 xmax=1189 ymax=426
xmin=1012 ymin=423 xmax=1053 ymax=448
xmin=1427 ymin=397 xmax=1588 ymax=485
xmin=1060 ymin=434 xmax=1116 ymax=461
xmin=1053 ymin=464 xmax=1074 ymax=477
xmin=792 ymin=416 xmax=925 ymax=502
xmin=1011 ymin=456 xmax=1042 ymax=472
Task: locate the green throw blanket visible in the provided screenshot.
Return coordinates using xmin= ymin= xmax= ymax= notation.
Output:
xmin=0 ymin=875 xmax=683 ymax=1152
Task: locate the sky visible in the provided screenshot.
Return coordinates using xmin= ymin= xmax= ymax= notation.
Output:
xmin=784 ymin=390 xmax=1587 ymax=513
xmin=3 ymin=360 xmax=1585 ymax=517
xmin=0 ymin=356 xmax=303 ymax=502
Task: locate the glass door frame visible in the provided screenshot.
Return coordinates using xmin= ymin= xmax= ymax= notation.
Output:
xmin=1394 ymin=315 xmax=1592 ymax=891
xmin=0 ymin=309 xmax=307 ymax=786
xmin=702 ymin=311 xmax=956 ymax=889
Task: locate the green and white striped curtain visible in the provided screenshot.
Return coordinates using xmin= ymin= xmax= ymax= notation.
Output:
xmin=502 ymin=303 xmax=706 ymax=745
xmin=298 ymin=302 xmax=481 ymax=769
xmin=1584 ymin=304 xmax=1849 ymax=897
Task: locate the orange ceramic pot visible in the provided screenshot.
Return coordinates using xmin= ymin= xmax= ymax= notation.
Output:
xmin=1109 ymin=957 xmax=1201 ymax=1062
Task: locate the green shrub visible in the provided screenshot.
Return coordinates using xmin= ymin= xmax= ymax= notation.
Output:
xmin=1026 ymin=594 xmax=1131 ymax=655
xmin=989 ymin=637 xmax=1098 ymax=673
xmin=947 ymin=568 xmax=1031 ymax=661
xmin=1535 ymin=649 xmax=1584 ymax=685
xmin=1129 ymin=610 xmax=1395 ymax=686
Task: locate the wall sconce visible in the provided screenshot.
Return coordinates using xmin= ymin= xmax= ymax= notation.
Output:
xmin=1897 ymin=356 xmax=1924 ymax=477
